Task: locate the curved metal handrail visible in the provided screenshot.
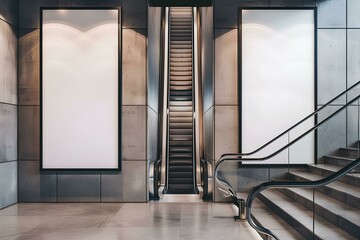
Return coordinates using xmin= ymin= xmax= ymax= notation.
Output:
xmin=217 ymin=81 xmax=360 ymax=161
xmin=246 ymin=158 xmax=360 ymax=240
xmin=215 ymin=94 xmax=360 ymax=197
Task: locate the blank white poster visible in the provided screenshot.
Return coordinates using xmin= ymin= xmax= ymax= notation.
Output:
xmin=241 ymin=9 xmax=315 ymax=164
xmin=42 ymin=9 xmax=120 ymax=169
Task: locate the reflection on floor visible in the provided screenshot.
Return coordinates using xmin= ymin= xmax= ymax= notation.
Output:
xmin=0 ymin=202 xmax=262 ymax=240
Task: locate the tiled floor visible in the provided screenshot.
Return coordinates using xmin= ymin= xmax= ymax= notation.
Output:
xmin=0 ymin=202 xmax=262 ymax=240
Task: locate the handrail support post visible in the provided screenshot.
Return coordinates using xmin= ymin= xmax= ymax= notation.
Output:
xmin=233 ymin=198 xmax=246 ymax=221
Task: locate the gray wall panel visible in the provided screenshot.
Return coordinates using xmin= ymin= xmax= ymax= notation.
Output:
xmin=101 ymin=161 xmax=147 ymax=202
xmin=18 ymin=161 xmax=57 ymax=202
xmin=18 ymin=106 xmax=40 ymax=160
xmin=122 ymin=28 xmax=147 ymax=105
xmin=0 ymin=21 xmax=17 ymax=105
xmin=346 ymin=106 xmax=360 ymax=148
xmin=18 ymin=29 xmax=40 ymax=106
xmin=318 ymin=29 xmax=346 ymax=105
xmin=347 ymin=29 xmax=360 ymax=96
xmin=214 ymin=106 xmax=238 ymax=160
xmin=0 ymin=3 xmax=17 ymax=209
xmin=0 ymin=161 xmax=17 ymax=209
xmin=317 ymin=0 xmax=346 ymax=28
xmin=348 ymin=0 xmax=360 ymax=28
xmin=317 ymin=106 xmax=346 ymax=158
xmin=57 ymin=173 xmax=100 ymax=202
xmin=122 ymin=106 xmax=147 ymax=161
xmin=214 ymin=29 xmax=238 ymax=105
xmin=0 ymin=104 xmax=17 ymax=163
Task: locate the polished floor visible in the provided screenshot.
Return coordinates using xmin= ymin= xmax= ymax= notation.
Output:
xmin=0 ymin=202 xmax=262 ymax=240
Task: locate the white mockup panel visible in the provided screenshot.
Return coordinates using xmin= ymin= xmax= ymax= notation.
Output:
xmin=42 ymin=9 xmax=119 ymax=169
xmin=241 ymin=9 xmax=315 ymax=164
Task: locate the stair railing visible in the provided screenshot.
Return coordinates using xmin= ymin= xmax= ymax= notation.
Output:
xmin=214 ymin=81 xmax=360 ymax=238
xmin=215 ymin=81 xmax=360 ymax=197
xmin=246 ymin=158 xmax=360 ymax=240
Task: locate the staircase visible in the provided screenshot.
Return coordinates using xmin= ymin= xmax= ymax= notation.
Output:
xmin=166 ymin=7 xmax=196 ymax=194
xmin=254 ymin=145 xmax=360 ymax=239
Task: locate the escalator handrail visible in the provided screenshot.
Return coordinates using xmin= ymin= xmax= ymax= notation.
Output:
xmin=246 ymin=158 xmax=360 ymax=240
xmin=217 ymin=81 xmax=360 ymax=161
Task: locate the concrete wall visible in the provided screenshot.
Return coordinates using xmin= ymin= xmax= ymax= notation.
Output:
xmin=17 ymin=0 xmax=149 ymax=203
xmin=211 ymin=0 xmax=360 ymax=201
xmin=0 ymin=0 xmax=17 ymax=209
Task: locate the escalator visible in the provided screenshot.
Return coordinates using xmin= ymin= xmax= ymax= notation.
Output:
xmin=166 ymin=7 xmax=196 ymax=194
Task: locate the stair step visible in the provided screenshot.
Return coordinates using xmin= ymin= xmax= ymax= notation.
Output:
xmin=168 ymin=178 xmax=193 ymax=184
xmin=308 ymin=164 xmax=360 ymax=187
xmin=169 ymin=135 xmax=192 ymax=141
xmin=278 ymin=188 xmax=360 ymax=238
xmin=170 ymin=40 xmax=192 ymax=45
xmin=167 ymin=185 xmax=195 ymax=194
xmin=170 ymin=85 xmax=192 ymax=91
xmin=169 ymin=106 xmax=192 ymax=111
xmin=169 ymin=123 xmax=193 ymax=129
xmin=169 ymin=111 xmax=192 ymax=117
xmin=170 ymin=66 xmax=192 ymax=71
xmin=169 ymin=129 xmax=193 ymax=135
xmin=169 ymin=153 xmax=192 ymax=158
xmin=252 ymin=199 xmax=305 ymax=240
xmin=169 ymin=166 xmax=193 ymax=172
xmin=169 ymin=96 xmax=192 ymax=101
xmin=170 ymin=147 xmax=192 ymax=153
xmin=169 ymin=117 xmax=192 ymax=123
xmin=170 ymin=49 xmax=192 ymax=53
xmin=170 ymin=54 xmax=192 ymax=58
xmin=169 ymin=101 xmax=192 ymax=106
xmin=170 ymin=62 xmax=192 ymax=67
xmin=169 ymin=158 xmax=193 ymax=164
xmin=259 ymin=189 xmax=357 ymax=240
xmin=169 ymin=172 xmax=193 ymax=178
xmin=289 ymin=170 xmax=360 ymax=209
xmin=334 ymin=148 xmax=360 ymax=159
xmin=170 ymin=76 xmax=192 ymax=81
xmin=170 ymin=44 xmax=192 ymax=49
xmin=170 ymin=81 xmax=192 ymax=86
xmin=170 ymin=91 xmax=192 ymax=96
xmin=321 ymin=156 xmax=360 ymax=171
xmin=170 ymin=57 xmax=192 ymax=62
xmin=170 ymin=71 xmax=192 ymax=76
xmin=169 ymin=140 xmax=192 ymax=147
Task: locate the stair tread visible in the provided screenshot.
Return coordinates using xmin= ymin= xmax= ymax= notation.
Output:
xmin=281 ymin=188 xmax=360 ymax=226
xmin=252 ymin=199 xmax=305 ymax=240
xmin=327 ymin=155 xmax=357 ymax=161
xmin=310 ymin=164 xmax=360 ymax=179
xmin=260 ymin=190 xmax=358 ymax=240
xmin=290 ymin=170 xmax=360 ymax=199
